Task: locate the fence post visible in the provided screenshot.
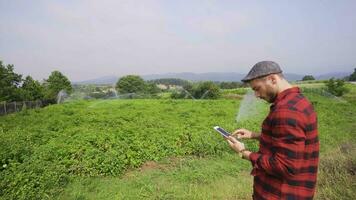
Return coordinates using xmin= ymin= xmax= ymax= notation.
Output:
xmin=4 ymin=102 xmax=6 ymax=115
xmin=14 ymin=101 xmax=17 ymax=112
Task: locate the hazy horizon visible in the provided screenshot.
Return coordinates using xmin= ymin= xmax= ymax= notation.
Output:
xmin=1 ymin=0 xmax=355 ymax=82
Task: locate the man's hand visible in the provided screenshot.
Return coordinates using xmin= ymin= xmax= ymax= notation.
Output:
xmin=232 ymin=128 xmax=260 ymax=140
xmin=226 ymin=136 xmax=245 ymax=153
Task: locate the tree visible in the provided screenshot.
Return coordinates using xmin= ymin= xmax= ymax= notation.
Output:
xmin=349 ymin=68 xmax=356 ymax=81
xmin=325 ymin=78 xmax=349 ymax=97
xmin=0 ymin=61 xmax=23 ymax=102
xmin=193 ymin=81 xmax=221 ymax=99
xmin=302 ymin=75 xmax=315 ymax=81
xmin=44 ymin=71 xmax=72 ymax=100
xmin=219 ymin=81 xmax=243 ymax=89
xmin=115 ymin=75 xmax=146 ymax=94
xmin=21 ymin=76 xmax=45 ymax=100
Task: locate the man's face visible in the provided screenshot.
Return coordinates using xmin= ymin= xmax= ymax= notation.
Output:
xmin=249 ymin=76 xmax=277 ymax=103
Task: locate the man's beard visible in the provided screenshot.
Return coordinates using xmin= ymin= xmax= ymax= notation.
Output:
xmin=265 ymin=90 xmax=277 ymax=103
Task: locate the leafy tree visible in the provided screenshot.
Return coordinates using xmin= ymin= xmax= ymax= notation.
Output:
xmin=193 ymin=81 xmax=221 ymax=99
xmin=116 ymin=75 xmax=146 ymax=94
xmin=0 ymin=61 xmax=23 ymax=101
xmin=44 ymin=71 xmax=72 ymax=100
xmin=21 ymin=76 xmax=45 ymax=100
xmin=325 ymin=78 xmax=349 ymax=97
xmin=349 ymin=68 xmax=356 ymax=81
xmin=219 ymin=81 xmax=243 ymax=89
xmin=302 ymin=75 xmax=315 ymax=81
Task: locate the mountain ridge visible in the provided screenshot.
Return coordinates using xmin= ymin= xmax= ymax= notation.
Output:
xmin=74 ymin=71 xmax=352 ymax=85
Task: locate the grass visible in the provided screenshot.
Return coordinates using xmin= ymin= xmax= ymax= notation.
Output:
xmin=58 ymin=153 xmax=253 ymax=200
xmin=316 ymin=143 xmax=356 ymax=200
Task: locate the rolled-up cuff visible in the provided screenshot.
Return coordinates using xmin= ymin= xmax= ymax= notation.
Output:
xmin=249 ymin=152 xmax=261 ymax=176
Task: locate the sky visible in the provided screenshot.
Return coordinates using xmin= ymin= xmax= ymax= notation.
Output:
xmin=1 ymin=0 xmax=356 ymax=82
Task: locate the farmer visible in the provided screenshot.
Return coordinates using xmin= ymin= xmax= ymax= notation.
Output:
xmin=226 ymin=61 xmax=319 ymax=200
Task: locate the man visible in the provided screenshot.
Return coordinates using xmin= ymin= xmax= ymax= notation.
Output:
xmin=226 ymin=61 xmax=319 ymax=200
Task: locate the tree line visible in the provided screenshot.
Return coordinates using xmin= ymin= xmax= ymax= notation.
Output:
xmin=301 ymin=69 xmax=356 ymax=81
xmin=115 ymin=75 xmax=234 ymax=99
xmin=5 ymin=59 xmax=353 ymax=101
xmin=0 ymin=61 xmax=72 ymax=102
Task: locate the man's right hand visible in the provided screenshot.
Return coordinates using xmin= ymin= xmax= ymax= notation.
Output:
xmin=232 ymin=128 xmax=260 ymax=140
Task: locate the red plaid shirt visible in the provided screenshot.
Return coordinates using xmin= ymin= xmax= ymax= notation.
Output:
xmin=249 ymin=87 xmax=319 ymax=200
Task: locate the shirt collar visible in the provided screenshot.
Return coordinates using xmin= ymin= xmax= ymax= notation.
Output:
xmin=273 ymin=87 xmax=300 ymax=104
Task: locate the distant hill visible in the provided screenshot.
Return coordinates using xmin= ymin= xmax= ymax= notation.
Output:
xmin=74 ymin=76 xmax=118 ymax=85
xmin=143 ymin=72 xmax=245 ymax=82
xmin=74 ymin=71 xmax=352 ymax=85
xmin=316 ymin=72 xmax=351 ymax=80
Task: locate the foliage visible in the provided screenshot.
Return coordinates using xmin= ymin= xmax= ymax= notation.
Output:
xmin=59 ymin=154 xmax=253 ymax=200
xmin=86 ymin=87 xmax=115 ymax=99
xmin=218 ymin=81 xmax=243 ymax=89
xmin=221 ymin=88 xmax=248 ymax=95
xmin=348 ymin=68 xmax=356 ymax=81
xmin=316 ymin=144 xmax=356 ymax=199
xmin=325 ymin=78 xmax=349 ymax=96
xmin=170 ymin=90 xmax=186 ymax=99
xmin=0 ymin=61 xmax=23 ymax=102
xmin=116 ymin=75 xmax=146 ymax=94
xmin=145 ymin=82 xmax=161 ymax=95
xmin=59 ymin=84 xmax=356 ymax=200
xmin=1 ymin=99 xmax=254 ymax=199
xmin=302 ymin=75 xmax=315 ymax=81
xmin=193 ymin=81 xmax=221 ymax=99
xmin=171 ymin=81 xmax=221 ymax=99
xmin=115 ymin=75 xmax=162 ymax=96
xmin=148 ymin=78 xmax=191 ymax=87
xmin=21 ymin=76 xmax=45 ymax=100
xmin=44 ymin=71 xmax=73 ymax=100
xmin=0 ymin=60 xmax=72 ymax=103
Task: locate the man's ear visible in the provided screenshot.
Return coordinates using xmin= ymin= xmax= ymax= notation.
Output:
xmin=269 ymin=74 xmax=278 ymax=84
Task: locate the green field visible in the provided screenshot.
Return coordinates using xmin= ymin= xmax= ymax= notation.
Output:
xmin=1 ymin=84 xmax=355 ymax=199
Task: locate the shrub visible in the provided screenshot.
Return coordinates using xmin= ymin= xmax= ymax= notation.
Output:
xmin=325 ymin=78 xmax=349 ymax=97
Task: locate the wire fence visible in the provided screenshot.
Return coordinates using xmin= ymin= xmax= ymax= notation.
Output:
xmin=0 ymin=99 xmax=55 ymax=116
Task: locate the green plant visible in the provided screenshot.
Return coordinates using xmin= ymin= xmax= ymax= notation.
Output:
xmin=302 ymin=75 xmax=315 ymax=81
xmin=0 ymin=99 xmax=246 ymax=199
xmin=325 ymin=78 xmax=349 ymax=96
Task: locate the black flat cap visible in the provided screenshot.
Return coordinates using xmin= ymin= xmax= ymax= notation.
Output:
xmin=242 ymin=61 xmax=282 ymax=82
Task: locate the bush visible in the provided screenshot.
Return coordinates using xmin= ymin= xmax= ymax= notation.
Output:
xmin=170 ymin=81 xmax=221 ymax=99
xmin=325 ymin=78 xmax=349 ymax=97
xmin=218 ymin=82 xmax=243 ymax=89
xmin=348 ymin=68 xmax=356 ymax=81
xmin=302 ymin=75 xmax=315 ymax=81
xmin=193 ymin=81 xmax=221 ymax=99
